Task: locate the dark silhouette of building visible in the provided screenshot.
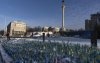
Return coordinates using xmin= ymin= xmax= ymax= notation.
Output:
xmin=85 ymin=12 xmax=100 ymax=47
xmin=85 ymin=12 xmax=100 ymax=31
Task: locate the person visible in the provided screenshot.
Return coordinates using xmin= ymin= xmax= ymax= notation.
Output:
xmin=31 ymin=32 xmax=33 ymax=37
xmin=47 ymin=33 xmax=50 ymax=37
xmin=43 ymin=33 xmax=45 ymax=42
xmin=6 ymin=32 xmax=10 ymax=40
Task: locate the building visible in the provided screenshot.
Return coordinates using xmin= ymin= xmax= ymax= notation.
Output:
xmin=85 ymin=12 xmax=100 ymax=31
xmin=85 ymin=19 xmax=92 ymax=31
xmin=43 ymin=26 xmax=49 ymax=32
xmin=53 ymin=27 xmax=60 ymax=32
xmin=7 ymin=21 xmax=26 ymax=37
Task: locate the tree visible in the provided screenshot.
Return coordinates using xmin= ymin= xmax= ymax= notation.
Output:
xmin=0 ymin=30 xmax=4 ymax=36
xmin=48 ymin=27 xmax=53 ymax=32
xmin=26 ymin=26 xmax=34 ymax=32
xmin=33 ymin=26 xmax=42 ymax=32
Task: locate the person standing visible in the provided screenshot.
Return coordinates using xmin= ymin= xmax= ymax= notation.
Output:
xmin=6 ymin=32 xmax=10 ymax=40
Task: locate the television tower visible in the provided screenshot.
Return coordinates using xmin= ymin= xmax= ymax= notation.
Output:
xmin=61 ymin=0 xmax=65 ymax=31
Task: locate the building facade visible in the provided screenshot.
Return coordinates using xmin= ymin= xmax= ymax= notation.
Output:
xmin=7 ymin=21 xmax=26 ymax=37
xmin=53 ymin=27 xmax=60 ymax=32
xmin=85 ymin=12 xmax=100 ymax=31
xmin=43 ymin=27 xmax=49 ymax=32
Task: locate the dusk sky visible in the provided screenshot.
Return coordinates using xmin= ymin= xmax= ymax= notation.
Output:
xmin=0 ymin=0 xmax=100 ymax=30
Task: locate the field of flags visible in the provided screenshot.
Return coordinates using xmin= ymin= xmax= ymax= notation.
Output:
xmin=1 ymin=39 xmax=100 ymax=63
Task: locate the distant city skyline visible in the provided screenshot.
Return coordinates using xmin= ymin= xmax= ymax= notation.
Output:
xmin=0 ymin=0 xmax=100 ymax=30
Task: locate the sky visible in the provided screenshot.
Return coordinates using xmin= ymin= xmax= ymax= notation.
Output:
xmin=0 ymin=0 xmax=100 ymax=30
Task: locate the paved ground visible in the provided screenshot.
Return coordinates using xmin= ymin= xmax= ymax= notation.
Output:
xmin=0 ymin=53 xmax=4 ymax=63
xmin=0 ymin=44 xmax=13 ymax=63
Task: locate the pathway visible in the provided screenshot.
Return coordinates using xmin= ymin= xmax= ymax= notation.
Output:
xmin=0 ymin=44 xmax=13 ymax=63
